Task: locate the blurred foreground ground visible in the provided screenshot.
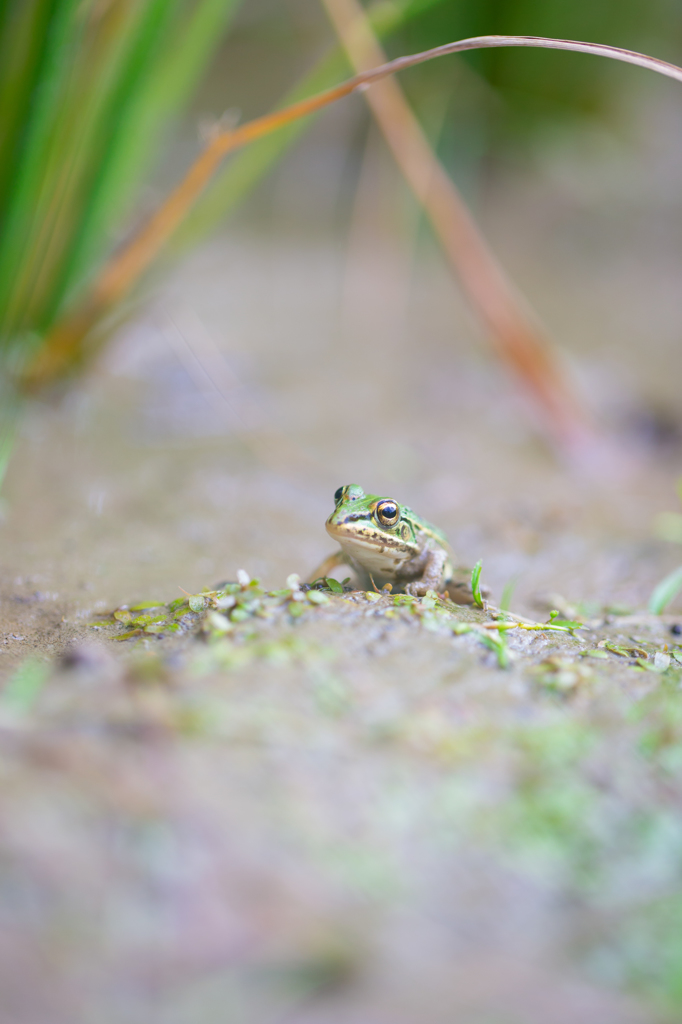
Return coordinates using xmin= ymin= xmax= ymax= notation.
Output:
xmin=2 ymin=113 xmax=682 ymax=1022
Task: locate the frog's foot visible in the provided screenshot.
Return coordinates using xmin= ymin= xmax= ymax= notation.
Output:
xmin=405 ymin=580 xmax=429 ymax=598
xmin=445 ymin=568 xmax=491 ymax=605
xmin=404 ymin=547 xmax=448 ymax=597
xmin=306 ymin=550 xmax=352 ymax=585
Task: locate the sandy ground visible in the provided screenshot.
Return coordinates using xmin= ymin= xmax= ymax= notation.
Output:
xmin=2 ymin=130 xmax=682 ymax=1022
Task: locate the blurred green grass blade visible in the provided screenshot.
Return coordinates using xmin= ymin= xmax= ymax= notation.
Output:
xmin=36 ymin=0 xmax=186 ymax=328
xmin=11 ymin=0 xmax=185 ymax=336
xmin=52 ymin=0 xmax=243 ymax=319
xmin=0 ymin=0 xmax=241 ymax=350
xmin=649 ymin=566 xmax=682 ymax=615
xmin=0 ymin=0 xmax=57 ymax=222
xmin=173 ymin=0 xmax=449 ymax=252
xmin=0 ymin=0 xmax=84 ymax=342
xmin=471 ymin=560 xmax=484 ymax=608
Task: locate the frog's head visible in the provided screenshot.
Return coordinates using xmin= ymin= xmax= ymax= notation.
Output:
xmin=325 ymin=484 xmax=418 ymax=564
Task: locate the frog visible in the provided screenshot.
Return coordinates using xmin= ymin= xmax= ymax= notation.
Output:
xmin=309 ymin=484 xmax=476 ymax=601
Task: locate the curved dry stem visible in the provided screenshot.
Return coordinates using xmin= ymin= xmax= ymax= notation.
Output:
xmin=322 ymin=2 xmax=593 ymax=448
xmin=25 ymin=34 xmax=682 ymax=389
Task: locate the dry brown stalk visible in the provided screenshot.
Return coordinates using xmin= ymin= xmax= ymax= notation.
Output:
xmin=320 ymin=0 xmax=590 ymax=448
xmin=25 ymin=34 xmax=682 ymax=395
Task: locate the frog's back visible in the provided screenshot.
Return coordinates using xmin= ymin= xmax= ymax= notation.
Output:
xmin=402 ymin=505 xmax=451 ymax=552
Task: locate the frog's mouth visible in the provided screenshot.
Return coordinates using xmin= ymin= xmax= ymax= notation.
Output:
xmin=326 ymin=517 xmax=413 ymax=559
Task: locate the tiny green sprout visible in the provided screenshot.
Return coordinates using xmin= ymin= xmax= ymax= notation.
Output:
xmin=307 ymin=590 xmax=330 ymax=605
xmin=324 ymin=578 xmax=344 ymax=594
xmin=471 ymin=561 xmax=484 ymax=608
xmin=649 ymin=566 xmax=682 ymax=615
xmin=547 ymin=610 xmax=583 ymax=631
xmin=188 ymin=595 xmax=207 ymax=613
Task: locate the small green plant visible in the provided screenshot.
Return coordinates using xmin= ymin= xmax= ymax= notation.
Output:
xmin=471 ymin=560 xmax=484 ymax=608
xmin=649 ymin=567 xmax=682 ymax=616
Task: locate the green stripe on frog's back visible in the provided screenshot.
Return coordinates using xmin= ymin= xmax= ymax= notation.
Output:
xmin=401 ymin=505 xmax=451 ymax=551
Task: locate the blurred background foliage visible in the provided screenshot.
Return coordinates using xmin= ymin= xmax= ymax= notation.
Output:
xmin=391 ymin=0 xmax=682 ymax=153
xmin=0 ymin=0 xmax=681 ymax=401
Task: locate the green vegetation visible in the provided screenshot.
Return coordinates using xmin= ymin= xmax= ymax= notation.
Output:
xmin=0 ymin=0 xmax=241 ymax=362
xmin=470 ymin=559 xmax=484 ymax=607
xmin=0 ymin=2 xmax=679 ymax=423
xmin=0 ymin=0 xmax=244 ymax=482
xmin=650 ymin=567 xmax=682 ymax=615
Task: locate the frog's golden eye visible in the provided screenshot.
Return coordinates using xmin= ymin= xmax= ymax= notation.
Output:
xmin=334 ymin=486 xmax=344 ymax=503
xmin=376 ymin=500 xmax=399 ymax=527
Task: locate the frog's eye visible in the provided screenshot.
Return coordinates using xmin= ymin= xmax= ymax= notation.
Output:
xmin=334 ymin=486 xmax=344 ymax=503
xmin=376 ymin=500 xmax=399 ymax=527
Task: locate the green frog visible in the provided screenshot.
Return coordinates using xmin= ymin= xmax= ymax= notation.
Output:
xmin=310 ymin=484 xmax=475 ymax=601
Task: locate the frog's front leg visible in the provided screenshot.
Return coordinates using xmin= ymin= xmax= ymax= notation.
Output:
xmin=306 ymin=550 xmax=352 ymax=585
xmin=404 ymin=546 xmax=448 ymax=597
